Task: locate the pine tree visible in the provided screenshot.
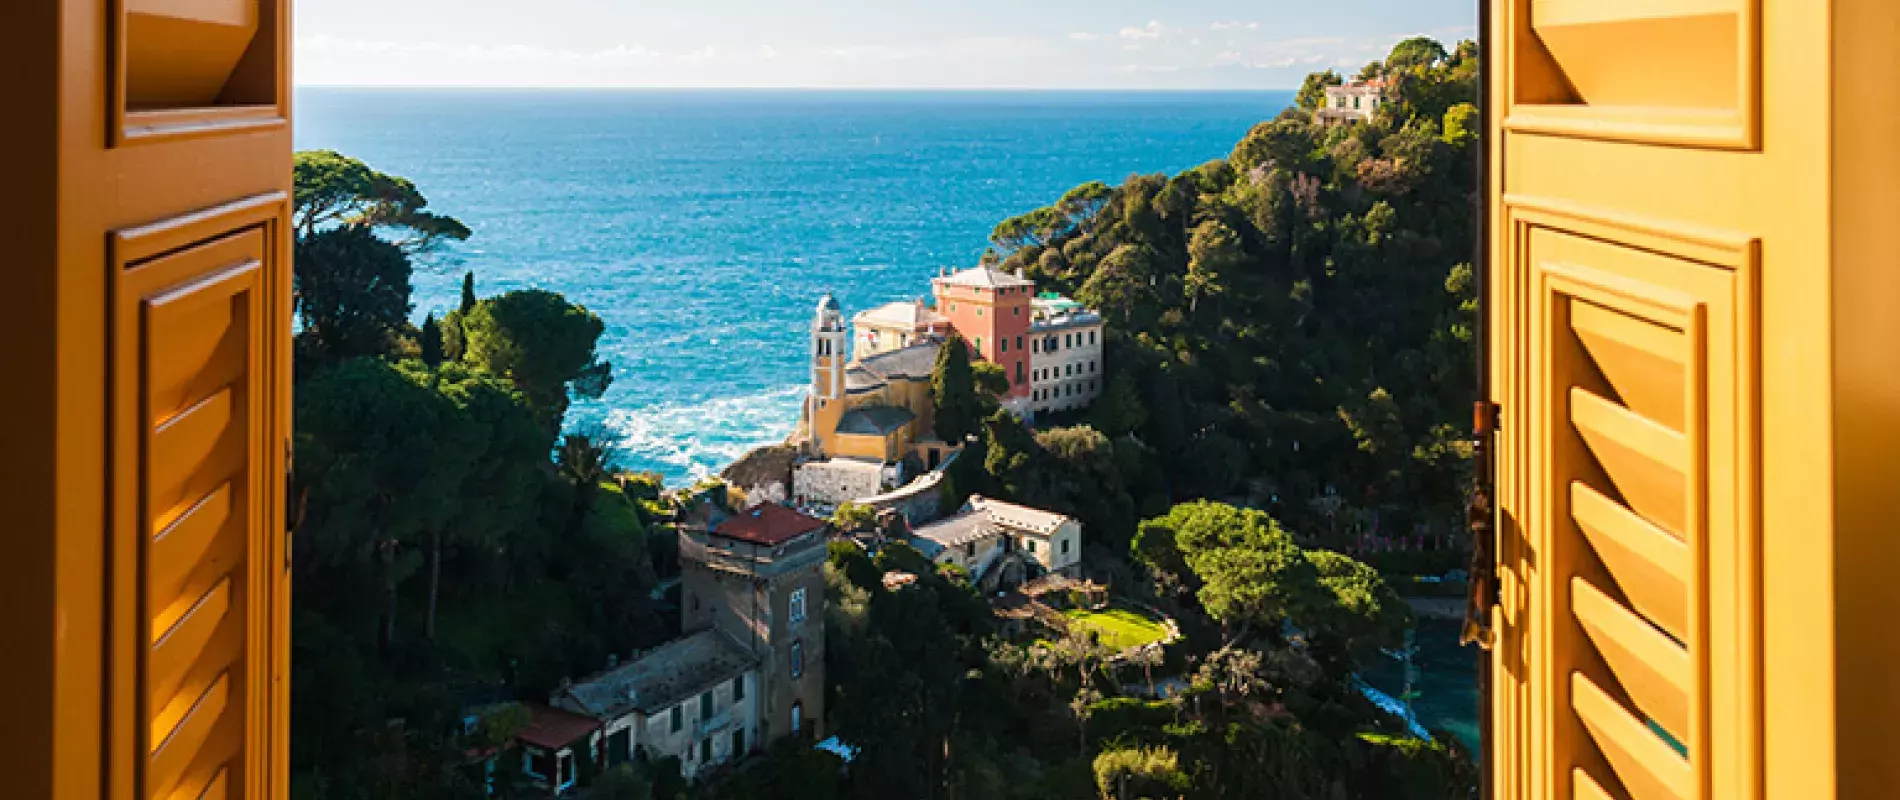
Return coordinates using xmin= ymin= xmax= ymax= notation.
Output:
xmin=419 ymin=313 xmax=445 ymax=367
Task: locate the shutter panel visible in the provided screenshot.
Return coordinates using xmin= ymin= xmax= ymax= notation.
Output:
xmin=112 ymin=203 xmax=286 ymax=800
xmin=1485 ymin=0 xmax=1810 ymax=795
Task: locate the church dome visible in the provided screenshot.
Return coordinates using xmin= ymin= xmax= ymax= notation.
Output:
xmin=815 ymin=292 xmax=844 ymax=329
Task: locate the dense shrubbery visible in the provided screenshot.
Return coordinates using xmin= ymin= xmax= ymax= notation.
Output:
xmin=289 ymin=152 xmax=667 ymax=800
xmin=974 ymin=38 xmax=1482 ymax=553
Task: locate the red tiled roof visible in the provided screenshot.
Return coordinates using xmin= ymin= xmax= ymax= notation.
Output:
xmin=715 ymin=502 xmax=828 ymax=546
xmin=517 ymin=704 xmax=601 ymax=749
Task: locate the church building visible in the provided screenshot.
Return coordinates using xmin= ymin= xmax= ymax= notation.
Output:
xmin=794 ymin=265 xmax=1105 ymax=509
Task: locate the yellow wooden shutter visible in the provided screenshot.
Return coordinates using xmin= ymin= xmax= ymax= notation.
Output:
xmin=112 ymin=205 xmax=286 ymax=800
xmin=1488 ymin=0 xmax=1900 ymax=798
xmin=0 ymin=0 xmax=296 ymax=797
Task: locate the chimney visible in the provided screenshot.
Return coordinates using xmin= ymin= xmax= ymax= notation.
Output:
xmin=1015 ymin=267 xmax=1026 ymax=280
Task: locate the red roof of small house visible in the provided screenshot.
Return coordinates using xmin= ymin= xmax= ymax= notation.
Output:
xmin=517 ymin=704 xmax=602 ymax=750
xmin=714 ymin=502 xmax=828 ymax=546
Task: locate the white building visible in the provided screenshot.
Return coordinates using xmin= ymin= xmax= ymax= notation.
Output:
xmin=1318 ymin=78 xmax=1389 ymax=124
xmin=1026 ymin=293 xmax=1105 ymax=417
xmin=851 ymin=298 xmax=950 ymax=359
xmin=549 ymin=629 xmax=762 ymax=782
xmin=910 ymin=495 xmax=1083 ymax=587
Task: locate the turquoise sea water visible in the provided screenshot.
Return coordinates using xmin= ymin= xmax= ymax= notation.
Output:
xmin=1361 ymin=617 xmax=1483 ymax=752
xmin=294 ymin=88 xmax=1293 ymax=482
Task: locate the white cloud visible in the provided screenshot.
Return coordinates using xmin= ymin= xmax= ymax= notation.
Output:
xmin=1068 ymin=32 xmax=1097 ymax=41
xmin=1209 ymin=21 xmax=1260 ymax=31
xmin=1118 ymin=20 xmax=1165 ymax=40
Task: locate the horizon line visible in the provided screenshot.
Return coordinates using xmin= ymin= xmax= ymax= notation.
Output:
xmin=292 ymin=83 xmax=1301 ymax=93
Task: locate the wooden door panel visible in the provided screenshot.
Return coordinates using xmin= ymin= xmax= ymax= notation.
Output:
xmin=114 ymin=217 xmax=277 ymax=800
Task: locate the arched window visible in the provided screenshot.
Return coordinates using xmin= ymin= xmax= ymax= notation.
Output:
xmin=791 ymin=639 xmax=805 ymax=678
xmin=791 ymin=701 xmax=804 ymax=734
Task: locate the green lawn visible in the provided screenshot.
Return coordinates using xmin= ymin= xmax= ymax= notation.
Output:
xmin=1061 ymin=605 xmax=1169 ymax=650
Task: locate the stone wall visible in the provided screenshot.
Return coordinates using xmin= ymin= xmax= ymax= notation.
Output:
xmin=858 ymin=469 xmax=944 ymax=525
xmin=792 ymin=459 xmax=885 ymax=508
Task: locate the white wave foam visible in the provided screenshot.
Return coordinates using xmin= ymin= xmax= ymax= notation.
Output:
xmin=604 ymin=384 xmax=806 ymax=483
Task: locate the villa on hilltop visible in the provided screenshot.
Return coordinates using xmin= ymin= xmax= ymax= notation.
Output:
xmin=910 ymin=495 xmax=1083 ymax=590
xmin=792 ymin=264 xmax=1105 ymax=510
xmin=1317 ymin=78 xmax=1388 ymax=124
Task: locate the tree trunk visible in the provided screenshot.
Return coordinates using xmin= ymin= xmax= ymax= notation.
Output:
xmin=426 ymin=528 xmax=442 ymax=641
xmin=380 ymin=539 xmax=398 ymax=652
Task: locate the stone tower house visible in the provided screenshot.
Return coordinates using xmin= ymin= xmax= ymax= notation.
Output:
xmin=678 ymin=499 xmax=829 ymax=745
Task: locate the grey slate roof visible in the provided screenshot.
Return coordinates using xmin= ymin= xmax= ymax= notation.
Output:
xmin=554 ymin=629 xmax=757 ymax=720
xmin=937 ymin=265 xmax=1036 ymax=289
xmin=910 ymin=510 xmax=997 ymax=557
xmin=844 ymin=341 xmax=942 ymax=395
xmin=859 ymin=342 xmax=941 ymax=379
xmin=835 ymin=405 xmax=917 ymax=436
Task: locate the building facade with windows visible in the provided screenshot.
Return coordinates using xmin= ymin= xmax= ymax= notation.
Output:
xmin=547 ymin=630 xmax=761 ymax=784
xmin=523 ymin=501 xmax=828 ymax=790
xmin=853 ymin=298 xmax=951 ymax=358
xmin=931 ymin=265 xmax=1036 ymax=401
xmin=910 ymin=495 xmax=1083 ymax=589
xmin=797 ymin=269 xmax=1106 ymax=506
xmin=1025 ymin=293 xmax=1105 ymax=417
xmin=1317 ymin=78 xmax=1387 ymax=124
xmin=679 ymin=501 xmax=828 ymax=748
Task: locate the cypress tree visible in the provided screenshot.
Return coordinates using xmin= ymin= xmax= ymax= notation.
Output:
xmin=932 ymin=333 xmax=980 ymax=444
xmin=419 ymin=313 xmax=445 ymax=366
xmin=460 ymin=271 xmax=478 ymax=315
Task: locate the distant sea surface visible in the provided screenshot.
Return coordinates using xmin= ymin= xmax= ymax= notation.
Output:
xmin=295 ymin=88 xmax=1293 ymax=483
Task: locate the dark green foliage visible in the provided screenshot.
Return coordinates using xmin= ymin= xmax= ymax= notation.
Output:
xmin=288 ymin=156 xmax=665 ymax=800
xmin=1385 ymin=37 xmax=1449 ymax=72
xmin=461 ymin=289 xmax=613 ymax=434
xmin=1091 ymin=372 xmax=1148 ymax=438
xmin=1352 ymin=733 xmax=1480 ymax=800
xmin=293 ymin=224 xmax=414 ymax=361
xmin=1304 ymin=549 xmax=1414 ymax=666
xmin=932 ymin=333 xmax=982 ymax=444
xmin=1297 ymin=69 xmax=1345 ymax=110
xmin=972 ymin=360 xmax=1011 ymax=401
xmin=419 ymin=314 xmax=445 ymax=366
xmin=1003 ymin=37 xmax=1480 ymax=540
xmin=294 ymin=149 xmax=472 ymax=251
xmin=460 ymin=271 xmax=479 ymax=314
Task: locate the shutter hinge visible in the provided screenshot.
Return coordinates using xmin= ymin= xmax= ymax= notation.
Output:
xmin=1461 ymin=401 xmax=1501 ymax=650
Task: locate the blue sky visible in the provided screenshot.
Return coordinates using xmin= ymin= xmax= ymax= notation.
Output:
xmin=296 ymin=0 xmax=1476 ymax=89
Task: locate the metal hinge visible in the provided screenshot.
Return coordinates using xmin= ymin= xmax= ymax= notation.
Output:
xmin=1461 ymin=401 xmax=1501 ymax=650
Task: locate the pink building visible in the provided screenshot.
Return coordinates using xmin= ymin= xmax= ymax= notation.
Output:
xmin=931 ymin=265 xmax=1035 ymax=399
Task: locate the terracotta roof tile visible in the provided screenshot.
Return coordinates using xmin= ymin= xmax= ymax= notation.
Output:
xmin=518 ymin=704 xmax=602 ymax=749
xmin=714 ymin=502 xmax=828 ymax=546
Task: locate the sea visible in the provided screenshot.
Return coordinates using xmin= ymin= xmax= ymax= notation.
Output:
xmin=294 ymin=87 xmax=1292 ymax=483
xmin=295 ymin=87 xmax=1482 ymax=751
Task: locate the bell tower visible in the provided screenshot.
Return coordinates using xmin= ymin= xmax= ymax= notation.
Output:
xmin=812 ymin=293 xmax=846 ymax=398
xmin=806 ymin=293 xmax=848 ymax=457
